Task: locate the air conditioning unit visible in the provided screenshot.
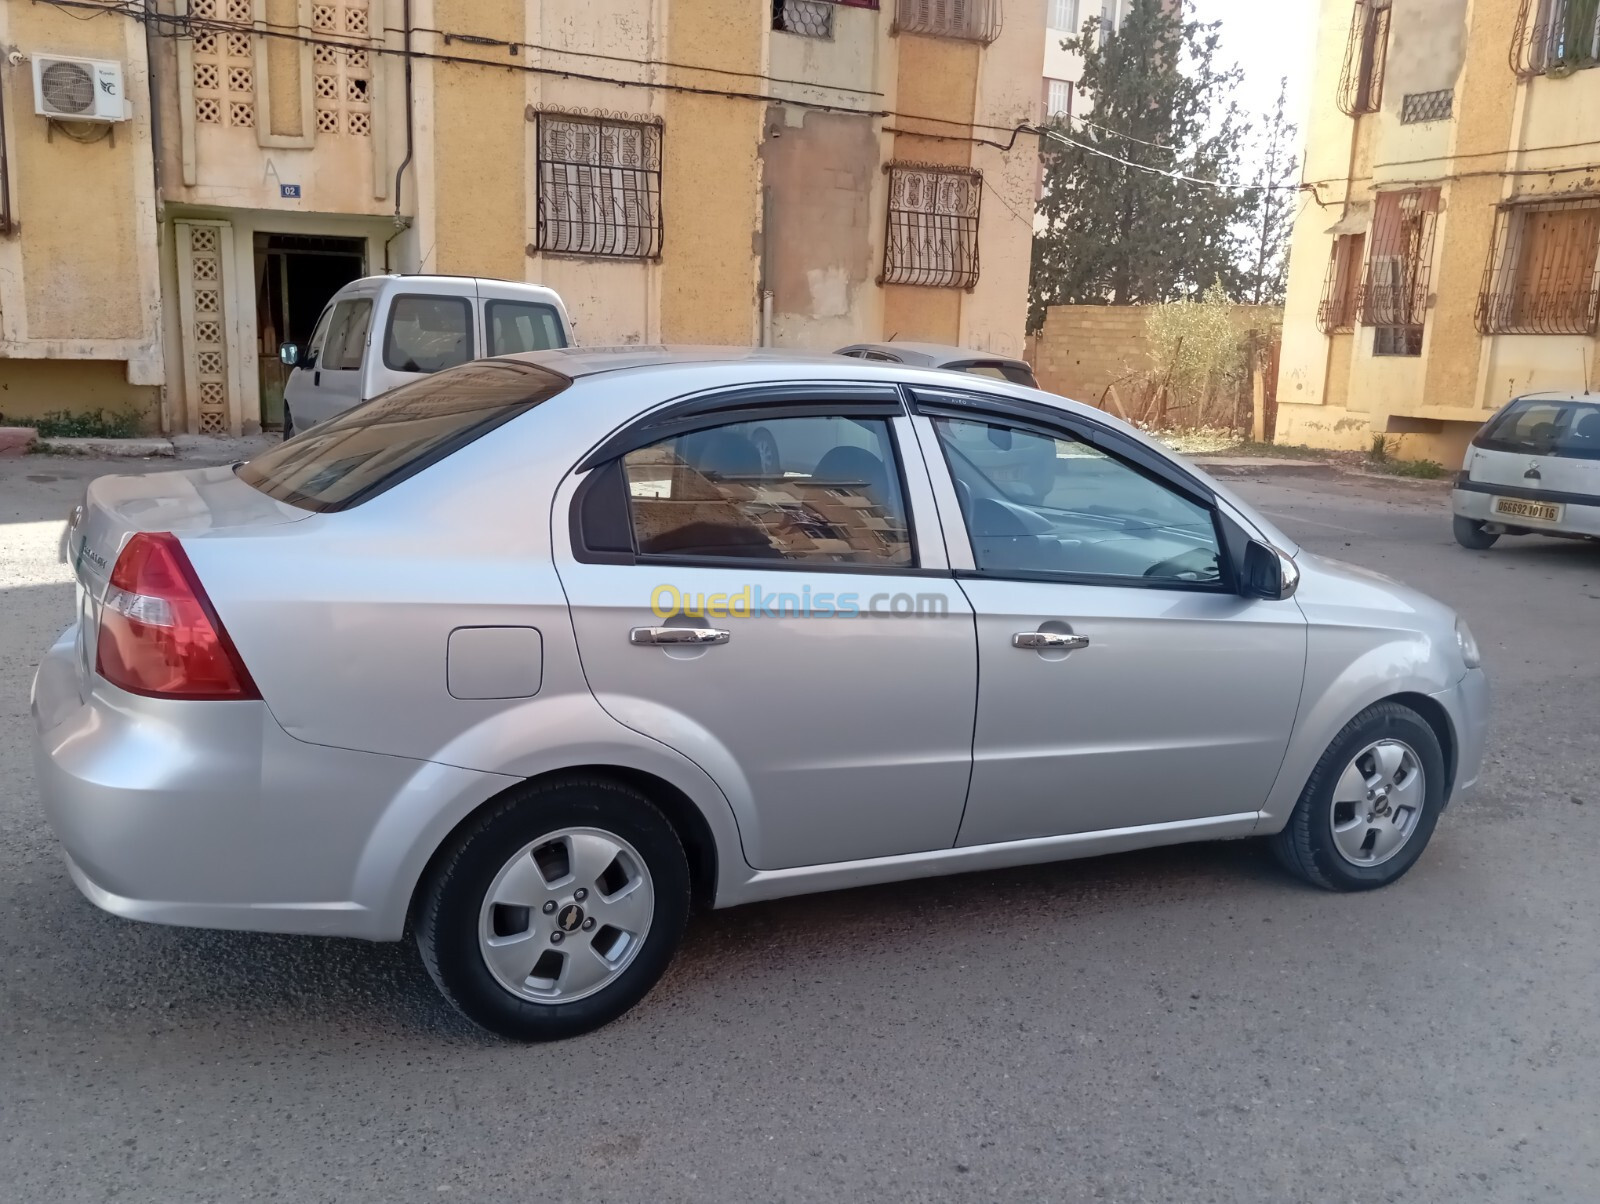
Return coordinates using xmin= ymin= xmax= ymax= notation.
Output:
xmin=32 ymin=55 xmax=132 ymax=123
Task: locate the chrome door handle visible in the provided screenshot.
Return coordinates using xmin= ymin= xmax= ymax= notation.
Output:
xmin=1012 ymin=631 xmax=1089 ymax=650
xmin=630 ymin=626 xmax=731 ymax=646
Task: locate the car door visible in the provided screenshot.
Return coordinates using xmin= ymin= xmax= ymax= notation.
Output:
xmin=554 ymin=387 xmax=978 ymax=871
xmin=292 ymin=293 xmax=374 ymax=427
xmin=911 ymin=392 xmax=1307 ymax=846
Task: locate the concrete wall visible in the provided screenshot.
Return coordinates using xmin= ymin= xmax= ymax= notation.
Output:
xmin=1276 ymin=0 xmax=1600 ymax=464
xmin=0 ymin=0 xmax=164 ymax=428
xmin=2 ymin=0 xmax=1044 ymax=432
xmin=1030 ymin=304 xmax=1152 ymax=408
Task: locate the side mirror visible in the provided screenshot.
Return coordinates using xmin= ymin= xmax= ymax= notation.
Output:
xmin=279 ymin=343 xmax=300 ymax=367
xmin=1241 ymin=540 xmax=1300 ymax=600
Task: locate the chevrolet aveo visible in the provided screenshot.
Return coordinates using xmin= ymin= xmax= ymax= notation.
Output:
xmin=34 ymin=349 xmax=1490 ymax=1041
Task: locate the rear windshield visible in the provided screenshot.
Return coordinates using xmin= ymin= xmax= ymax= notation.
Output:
xmin=238 ymin=360 xmax=569 ymax=511
xmin=959 ymin=362 xmax=1038 ymax=387
xmin=1474 ymin=397 xmax=1600 ymax=460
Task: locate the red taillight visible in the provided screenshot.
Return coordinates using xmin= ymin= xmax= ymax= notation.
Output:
xmin=95 ymin=532 xmax=260 ymax=700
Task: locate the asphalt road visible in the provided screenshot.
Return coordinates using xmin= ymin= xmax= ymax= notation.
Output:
xmin=2 ymin=457 xmax=1597 ymax=1203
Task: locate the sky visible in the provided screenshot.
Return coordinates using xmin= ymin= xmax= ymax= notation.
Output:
xmin=1188 ymin=0 xmax=1320 ymax=165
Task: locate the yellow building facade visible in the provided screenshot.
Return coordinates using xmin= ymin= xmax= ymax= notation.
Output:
xmin=1277 ymin=0 xmax=1600 ymax=463
xmin=0 ymin=0 xmax=1042 ymax=435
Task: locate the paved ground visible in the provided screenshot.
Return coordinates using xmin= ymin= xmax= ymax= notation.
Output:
xmin=2 ymin=457 xmax=1597 ymax=1203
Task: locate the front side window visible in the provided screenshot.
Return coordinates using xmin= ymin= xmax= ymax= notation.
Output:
xmin=487 ymin=300 xmax=567 ymax=356
xmin=1338 ymin=0 xmax=1392 ymax=116
xmin=384 ymin=295 xmax=473 ymax=374
xmin=1475 ymin=398 xmax=1600 ymax=460
xmin=535 ymin=112 xmax=663 ymax=260
xmin=322 ymin=298 xmax=373 ymax=371
xmin=1359 ymin=188 xmax=1440 ymax=357
xmin=882 ymin=163 xmax=982 ymax=290
xmin=1476 ymin=199 xmax=1600 ymax=335
xmin=933 ymin=417 xmax=1222 ymax=585
xmin=621 ymin=415 xmax=912 ymax=566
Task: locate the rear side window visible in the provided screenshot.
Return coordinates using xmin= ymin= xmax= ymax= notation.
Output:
xmin=322 ymin=299 xmax=373 ymax=371
xmin=1476 ymin=398 xmax=1600 ymax=460
xmin=487 ymin=300 xmax=566 ymax=356
xmin=237 ymin=360 xmax=569 ymax=511
xmin=384 ymin=294 xmax=474 ymax=374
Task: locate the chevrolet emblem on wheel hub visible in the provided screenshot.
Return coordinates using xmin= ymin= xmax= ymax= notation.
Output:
xmin=556 ymin=903 xmax=584 ymax=933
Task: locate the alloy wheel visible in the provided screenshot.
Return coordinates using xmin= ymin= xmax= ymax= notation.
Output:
xmin=1328 ymin=739 xmax=1426 ymax=867
xmin=477 ymin=827 xmax=655 ymax=1003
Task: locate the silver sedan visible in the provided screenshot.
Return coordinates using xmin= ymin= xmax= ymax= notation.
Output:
xmin=34 ymin=348 xmax=1490 ymax=1040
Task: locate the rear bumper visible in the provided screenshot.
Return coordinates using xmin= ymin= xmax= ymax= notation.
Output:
xmin=31 ymin=625 xmax=503 ymax=941
xmin=1433 ymin=667 xmax=1490 ymax=801
xmin=1452 ymin=483 xmax=1600 ymax=538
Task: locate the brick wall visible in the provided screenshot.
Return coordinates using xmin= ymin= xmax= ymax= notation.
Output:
xmin=1028 ymin=306 xmax=1154 ymax=412
xmin=1028 ymin=304 xmax=1284 ymax=424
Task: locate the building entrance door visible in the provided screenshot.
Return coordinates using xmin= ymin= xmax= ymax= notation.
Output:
xmin=254 ymin=234 xmax=366 ymax=430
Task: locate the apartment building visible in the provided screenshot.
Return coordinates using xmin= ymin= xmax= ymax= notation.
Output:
xmin=0 ymin=0 xmax=1043 ymax=435
xmin=1277 ymin=0 xmax=1600 ymax=462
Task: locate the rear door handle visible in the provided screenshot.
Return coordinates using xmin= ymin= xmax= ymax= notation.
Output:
xmin=1012 ymin=631 xmax=1089 ymax=650
xmin=630 ymin=627 xmax=731 ymax=646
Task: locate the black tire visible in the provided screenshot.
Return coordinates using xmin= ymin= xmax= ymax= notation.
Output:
xmin=415 ymin=777 xmax=690 ymax=1041
xmin=1270 ymin=701 xmax=1447 ymax=892
xmin=282 ymin=404 xmax=296 ymax=441
xmin=1453 ymin=514 xmax=1498 ymax=550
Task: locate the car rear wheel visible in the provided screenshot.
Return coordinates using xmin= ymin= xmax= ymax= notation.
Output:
xmin=1452 ymin=515 xmax=1498 ymax=549
xmin=1271 ymin=701 xmax=1447 ymax=891
xmin=415 ymin=777 xmax=690 ymax=1041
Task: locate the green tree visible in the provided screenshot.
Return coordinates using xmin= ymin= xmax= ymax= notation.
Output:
xmin=1241 ymin=76 xmax=1299 ymax=306
xmin=1029 ymin=0 xmax=1255 ymax=331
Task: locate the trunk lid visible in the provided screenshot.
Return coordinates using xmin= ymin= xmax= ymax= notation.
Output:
xmin=1464 ymin=444 xmax=1600 ymax=497
xmin=65 ymin=465 xmax=310 ymax=686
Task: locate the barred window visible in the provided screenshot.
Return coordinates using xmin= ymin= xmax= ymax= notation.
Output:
xmin=1337 ymin=0 xmax=1391 ymax=116
xmin=894 ymin=0 xmax=1003 ymax=44
xmin=1358 ymin=188 xmax=1440 ymax=357
xmin=1317 ymin=232 xmax=1366 ymax=333
xmin=882 ymin=163 xmax=981 ymax=290
xmin=534 ymin=113 xmax=663 ymax=260
xmin=1400 ymin=89 xmax=1453 ymax=124
xmin=773 ymin=0 xmax=879 ymax=36
xmin=1513 ymin=0 xmax=1600 ymax=77
xmin=1475 ymin=199 xmax=1600 ymax=335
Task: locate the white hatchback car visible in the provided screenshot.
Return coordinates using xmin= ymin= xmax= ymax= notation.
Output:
xmin=1452 ymin=392 xmax=1600 ymax=549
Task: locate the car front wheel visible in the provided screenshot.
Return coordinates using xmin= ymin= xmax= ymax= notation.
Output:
xmin=1271 ymin=701 xmax=1447 ymax=891
xmin=1453 ymin=515 xmax=1498 ymax=549
xmin=415 ymin=777 xmax=690 ymax=1041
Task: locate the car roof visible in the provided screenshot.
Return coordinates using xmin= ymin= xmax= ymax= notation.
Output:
xmin=507 ymin=345 xmax=866 ymax=378
xmin=1511 ymin=390 xmax=1600 ymax=404
xmin=337 ymin=274 xmax=564 ymax=298
xmin=837 ymin=341 xmax=1031 ymax=368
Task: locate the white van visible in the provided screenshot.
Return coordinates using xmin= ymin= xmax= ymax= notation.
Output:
xmin=278 ymin=275 xmax=573 ymax=435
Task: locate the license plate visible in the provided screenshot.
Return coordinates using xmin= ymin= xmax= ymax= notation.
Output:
xmin=1493 ymin=496 xmax=1562 ymax=523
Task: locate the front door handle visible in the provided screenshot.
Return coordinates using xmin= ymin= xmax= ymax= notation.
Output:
xmin=630 ymin=626 xmax=731 ymax=647
xmin=1012 ymin=631 xmax=1089 ymax=651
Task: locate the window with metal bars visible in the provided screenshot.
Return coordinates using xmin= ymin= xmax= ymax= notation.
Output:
xmin=1337 ymin=0 xmax=1392 ymax=116
xmin=1400 ymin=89 xmax=1453 ymax=124
xmin=894 ymin=0 xmax=1003 ymax=44
xmin=1475 ymin=198 xmax=1600 ymax=335
xmin=1512 ymin=0 xmax=1600 ymax=77
xmin=534 ymin=112 xmax=663 ymax=261
xmin=882 ymin=163 xmax=982 ymax=289
xmin=1318 ymin=233 xmax=1366 ymax=333
xmin=773 ymin=0 xmax=879 ymax=35
xmin=1358 ymin=188 xmax=1440 ymax=357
